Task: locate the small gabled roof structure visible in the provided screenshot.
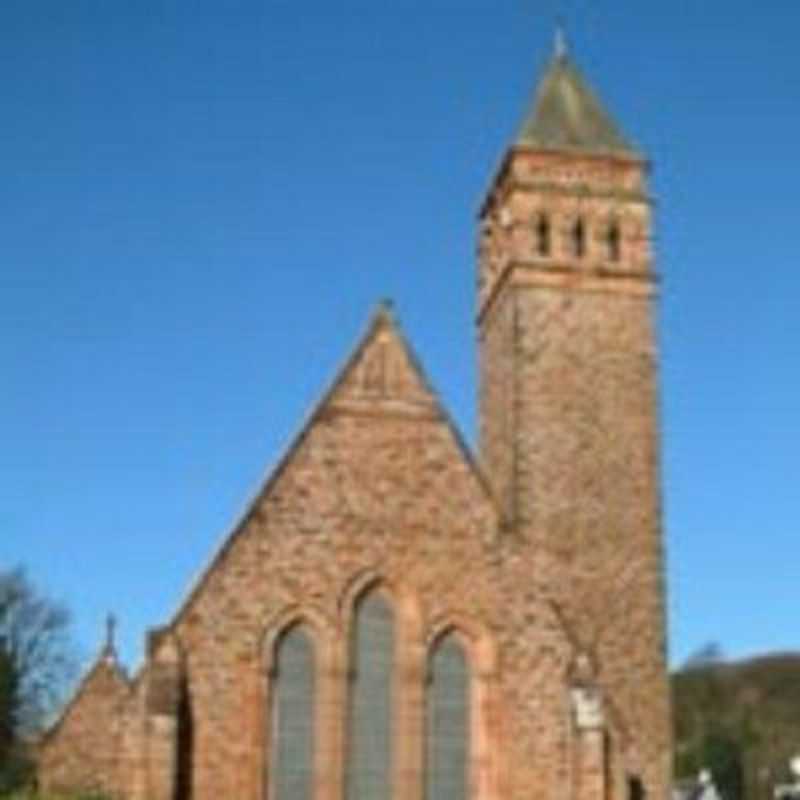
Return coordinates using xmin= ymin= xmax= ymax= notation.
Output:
xmin=516 ymin=34 xmax=639 ymax=157
xmin=39 ymin=618 xmax=129 ymax=744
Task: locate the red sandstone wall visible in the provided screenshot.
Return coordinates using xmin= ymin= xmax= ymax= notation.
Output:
xmin=158 ymin=316 xmax=575 ymax=800
xmin=478 ymin=149 xmax=671 ymax=800
xmin=38 ymin=658 xmax=131 ymax=797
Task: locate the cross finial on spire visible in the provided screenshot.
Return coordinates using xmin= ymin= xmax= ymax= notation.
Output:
xmin=103 ymin=613 xmax=117 ymax=662
xmin=554 ymin=22 xmax=568 ymax=60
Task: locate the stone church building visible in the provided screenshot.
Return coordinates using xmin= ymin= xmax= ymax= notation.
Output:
xmin=38 ymin=40 xmax=672 ymax=800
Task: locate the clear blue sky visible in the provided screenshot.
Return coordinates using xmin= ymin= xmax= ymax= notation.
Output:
xmin=1 ymin=1 xmax=798 ymax=676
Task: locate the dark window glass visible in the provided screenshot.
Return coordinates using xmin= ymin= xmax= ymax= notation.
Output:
xmin=346 ymin=592 xmax=394 ymax=800
xmin=425 ymin=633 xmax=471 ymax=800
xmin=271 ymin=626 xmax=315 ymax=800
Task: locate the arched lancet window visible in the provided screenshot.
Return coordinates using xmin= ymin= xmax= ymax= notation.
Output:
xmin=572 ymin=218 xmax=586 ymax=259
xmin=425 ymin=632 xmax=471 ymax=800
xmin=607 ymin=220 xmax=621 ymax=262
xmin=270 ymin=625 xmax=316 ymax=800
xmin=535 ymin=213 xmax=551 ymax=257
xmin=346 ymin=590 xmax=395 ymax=800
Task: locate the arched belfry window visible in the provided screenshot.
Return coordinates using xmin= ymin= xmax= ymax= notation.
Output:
xmin=535 ymin=213 xmax=552 ymax=257
xmin=571 ymin=218 xmax=586 ymax=259
xmin=346 ymin=590 xmax=395 ymax=800
xmin=607 ymin=220 xmax=621 ymax=262
xmin=425 ymin=632 xmax=471 ymax=800
xmin=270 ymin=625 xmax=316 ymax=800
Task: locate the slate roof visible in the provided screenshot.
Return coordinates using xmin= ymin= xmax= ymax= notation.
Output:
xmin=517 ymin=50 xmax=639 ymax=157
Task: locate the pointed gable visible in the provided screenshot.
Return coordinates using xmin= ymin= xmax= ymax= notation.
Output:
xmin=325 ymin=302 xmax=444 ymax=419
xmin=166 ymin=301 xmax=497 ymax=630
xmin=38 ymin=653 xmax=130 ymax=796
xmin=41 ymin=653 xmax=129 ymax=745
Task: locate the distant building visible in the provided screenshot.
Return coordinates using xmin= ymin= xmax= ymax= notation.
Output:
xmin=674 ymin=770 xmax=722 ymax=800
xmin=774 ymin=757 xmax=800 ymax=800
xmin=37 ymin=35 xmax=671 ymax=800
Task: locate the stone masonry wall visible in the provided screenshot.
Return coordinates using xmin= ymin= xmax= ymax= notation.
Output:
xmin=477 ymin=284 xmax=517 ymax=526
xmin=512 ymin=286 xmax=671 ymax=797
xmin=38 ymin=658 xmax=131 ymax=798
xmin=36 ymin=313 xmax=591 ymax=800
xmin=478 ymin=148 xmax=671 ymax=800
xmin=151 ymin=314 xmax=579 ymax=800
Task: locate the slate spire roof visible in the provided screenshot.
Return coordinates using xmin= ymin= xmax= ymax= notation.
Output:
xmin=516 ymin=32 xmax=639 ymax=157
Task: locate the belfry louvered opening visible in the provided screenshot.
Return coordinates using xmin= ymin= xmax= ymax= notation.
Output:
xmin=346 ymin=590 xmax=395 ymax=800
xmin=425 ymin=632 xmax=471 ymax=800
xmin=607 ymin=220 xmax=621 ymax=262
xmin=572 ymin=217 xmax=587 ymax=258
xmin=536 ymin=213 xmax=552 ymax=256
xmin=270 ymin=624 xmax=316 ymax=800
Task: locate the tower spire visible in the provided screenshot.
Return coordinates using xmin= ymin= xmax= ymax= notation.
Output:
xmin=554 ymin=22 xmax=568 ymax=60
xmin=514 ymin=35 xmax=639 ymax=155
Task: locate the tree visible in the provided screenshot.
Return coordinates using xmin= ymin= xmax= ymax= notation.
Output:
xmin=0 ymin=645 xmax=17 ymax=761
xmin=702 ymin=730 xmax=745 ymax=800
xmin=0 ymin=567 xmax=75 ymax=789
xmin=675 ymin=728 xmax=745 ymax=800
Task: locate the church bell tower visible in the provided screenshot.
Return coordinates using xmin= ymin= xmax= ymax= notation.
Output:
xmin=478 ymin=37 xmax=671 ymax=800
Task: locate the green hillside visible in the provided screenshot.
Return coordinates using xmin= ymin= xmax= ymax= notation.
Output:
xmin=672 ymin=651 xmax=800 ymax=800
